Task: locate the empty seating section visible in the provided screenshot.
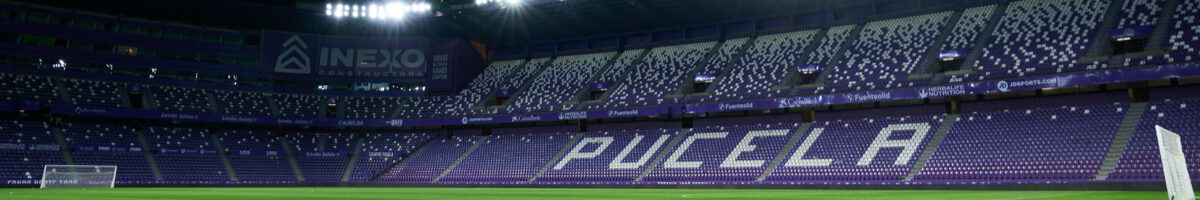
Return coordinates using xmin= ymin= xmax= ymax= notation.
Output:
xmin=953 ymin=0 xmax=1107 ymax=82
xmin=146 ymin=126 xmax=213 ymax=150
xmin=288 ymin=132 xmax=356 ymax=181
xmin=825 ymin=12 xmax=951 ymax=93
xmin=538 ymin=129 xmax=678 ymax=182
xmin=375 ymin=135 xmax=480 ymax=182
xmin=1109 ymin=99 xmax=1200 ymax=180
xmin=0 ymin=120 xmax=62 ymax=184
xmin=295 ymin=155 xmax=347 ymax=182
xmin=216 ymin=129 xmax=294 ymax=181
xmin=395 ymin=96 xmax=451 ymax=118
xmin=61 ymin=122 xmax=153 ymax=183
xmin=62 ymin=79 xmax=127 ymax=108
xmin=701 ymin=30 xmax=817 ymax=101
xmin=1127 ymin=0 xmax=1200 ymax=66
xmin=768 ymin=115 xmax=944 ymax=181
xmin=507 ymin=52 xmax=614 ymax=112
xmin=807 ymin=25 xmax=857 ymax=66
xmin=1 ymin=150 xmax=64 ymax=183
xmin=286 ymin=132 xmax=356 ymax=152
xmin=145 ymin=126 xmax=228 ymax=181
xmin=793 ymin=25 xmax=856 ymax=95
xmin=61 ymin=122 xmax=140 ymax=148
xmin=348 ymin=131 xmax=436 ymax=182
xmin=440 ymin=59 xmax=525 ymax=116
xmin=286 ymin=132 xmax=321 ymax=152
xmin=591 ymin=42 xmax=716 ymax=109
xmin=70 ymin=152 xmax=154 ymax=183
xmin=496 ymin=58 xmax=550 ymax=92
xmin=274 ymin=94 xmax=323 ymax=118
xmin=0 ymin=120 xmax=55 ymax=145
xmin=943 ymin=5 xmax=996 ymax=49
xmin=591 ymin=49 xmax=644 ymax=85
xmin=211 ymin=90 xmax=272 ymax=116
xmin=1115 ymin=0 xmax=1163 ymax=29
xmin=918 ymin=103 xmax=1126 ymax=180
xmin=692 ymin=38 xmax=749 ymax=77
xmin=217 ymin=129 xmax=279 ymax=151
xmin=151 ymin=86 xmax=211 ymax=113
xmin=0 ymin=73 xmax=60 ymax=104
xmin=342 ymin=97 xmax=401 ymax=119
xmin=155 ymin=154 xmax=228 ymax=182
xmin=644 ymin=123 xmax=799 ymax=182
xmin=441 ymin=132 xmax=574 ymax=182
xmin=471 ymin=57 xmax=551 ymax=114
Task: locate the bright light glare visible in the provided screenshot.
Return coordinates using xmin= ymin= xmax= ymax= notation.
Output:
xmin=326 ymin=2 xmax=430 ymax=20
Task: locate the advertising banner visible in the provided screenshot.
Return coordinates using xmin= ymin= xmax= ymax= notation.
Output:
xmin=260 ymin=31 xmax=428 ymax=77
xmin=0 ymin=143 xmax=59 ymax=151
xmin=73 ymin=145 xmax=142 ymax=153
xmin=301 ymin=151 xmax=349 ymax=157
xmin=231 ymin=149 xmax=281 ymax=156
xmin=157 ymin=148 xmax=219 ymax=155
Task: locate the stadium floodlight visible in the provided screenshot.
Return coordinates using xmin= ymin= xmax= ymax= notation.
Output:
xmin=325 ymin=2 xmax=430 ymax=20
xmin=368 ymin=4 xmax=379 ymax=18
xmin=40 ymin=165 xmax=117 ymax=188
xmin=339 ymin=4 xmax=348 ymax=17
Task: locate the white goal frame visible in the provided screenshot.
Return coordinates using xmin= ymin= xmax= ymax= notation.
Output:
xmin=40 ymin=165 xmax=118 ymax=189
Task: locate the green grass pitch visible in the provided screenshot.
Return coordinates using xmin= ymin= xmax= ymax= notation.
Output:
xmin=0 ymin=187 xmax=1173 ymax=199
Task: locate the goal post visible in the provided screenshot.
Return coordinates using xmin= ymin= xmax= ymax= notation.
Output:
xmin=40 ymin=165 xmax=118 ymax=189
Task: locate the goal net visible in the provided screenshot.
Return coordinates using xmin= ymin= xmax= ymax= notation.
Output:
xmin=40 ymin=165 xmax=117 ymax=188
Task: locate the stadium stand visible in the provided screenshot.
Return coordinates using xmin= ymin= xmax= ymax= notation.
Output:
xmin=942 ymin=5 xmax=996 ymax=50
xmin=538 ymin=128 xmax=679 ymax=182
xmin=145 ymin=126 xmax=229 ymax=182
xmin=211 ymin=90 xmax=272 ymax=116
xmin=792 ymin=25 xmax=857 ymax=95
xmin=341 ymin=97 xmax=403 ymax=119
xmin=150 ymin=86 xmax=212 ymax=113
xmin=823 ymin=12 xmax=951 ymax=92
xmin=61 ymin=122 xmax=155 ymax=183
xmin=1114 ymin=0 xmax=1164 ymax=29
xmin=588 ymin=42 xmax=716 ymax=109
xmin=375 ymin=133 xmax=482 ymax=182
xmin=699 ymin=30 xmax=818 ymax=101
xmin=1109 ymin=99 xmax=1200 ymax=181
xmin=61 ymin=78 xmax=128 ymax=108
xmin=952 ymin=0 xmax=1108 ymax=82
xmin=0 ymin=120 xmax=63 ymax=184
xmin=0 ymin=73 xmax=60 ymax=104
xmin=643 ymin=123 xmax=799 ymax=182
xmin=273 ymin=94 xmax=323 ymax=118
xmin=506 ymin=52 xmax=614 ymax=112
xmin=918 ymin=103 xmax=1126 ymax=180
xmin=438 ymin=59 xmax=526 ymax=116
xmin=441 ymin=126 xmax=576 ymax=182
xmin=287 ymin=131 xmax=354 ymax=181
xmin=348 ymin=130 xmax=436 ymax=182
xmin=216 ymin=129 xmax=295 ymax=182
xmin=768 ymin=115 xmax=944 ymax=182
